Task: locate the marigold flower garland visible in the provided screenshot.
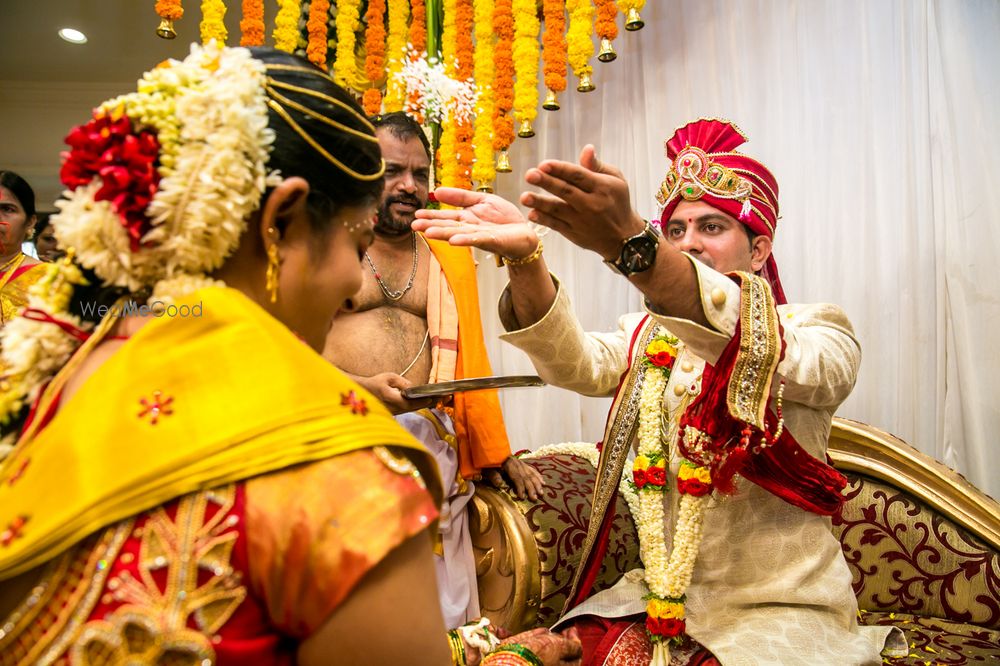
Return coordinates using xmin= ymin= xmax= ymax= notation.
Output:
xmin=240 ymin=0 xmax=265 ymax=46
xmin=453 ymin=0 xmax=475 ymax=189
xmin=491 ymin=0 xmax=515 ymax=164
xmin=362 ymin=0 xmax=387 ymax=113
xmin=333 ymin=0 xmax=363 ymax=86
xmin=566 ymin=0 xmax=595 ymax=90
xmin=438 ymin=0 xmax=459 ymax=187
xmin=382 ymin=0 xmax=410 ymax=112
xmin=156 ymin=0 xmax=184 ymax=20
xmin=438 ymin=0 xmax=475 ymax=190
xmin=408 ymin=0 xmax=428 ymax=54
xmin=307 ymin=0 xmax=331 ymax=68
xmin=541 ymin=0 xmax=567 ymax=105
xmin=632 ymin=329 xmax=713 ymax=662
xmin=273 ymin=0 xmax=301 ymax=53
xmin=200 ymin=0 xmax=227 ymax=44
xmin=595 ymin=0 xmax=618 ymax=58
xmin=511 ymin=0 xmax=539 ymax=136
xmin=471 ymin=0 xmax=496 ymax=189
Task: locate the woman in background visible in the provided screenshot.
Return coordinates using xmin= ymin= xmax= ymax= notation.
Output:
xmin=32 ymin=212 xmax=63 ymax=262
xmin=0 ymin=170 xmax=46 ymax=325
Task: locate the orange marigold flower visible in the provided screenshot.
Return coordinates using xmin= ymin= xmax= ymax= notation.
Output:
xmin=409 ymin=0 xmax=427 ymax=55
xmin=595 ymin=0 xmax=618 ymax=41
xmin=542 ymin=0 xmax=567 ymax=92
xmin=156 ymin=0 xmax=184 ymax=21
xmin=240 ymin=0 xmax=265 ymax=46
xmin=307 ymin=0 xmax=331 ymax=68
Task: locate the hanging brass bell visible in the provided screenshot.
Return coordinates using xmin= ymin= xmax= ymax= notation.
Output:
xmin=542 ymin=90 xmax=560 ymax=111
xmin=597 ymin=38 xmax=617 ymax=63
xmin=476 ymin=183 xmax=494 ymax=193
xmin=156 ymin=18 xmax=177 ymax=40
xmin=517 ymin=120 xmax=535 ymax=138
xmin=625 ymin=7 xmax=644 ymax=31
xmin=576 ymin=72 xmax=596 ymax=92
xmin=496 ymin=150 xmax=512 ymax=173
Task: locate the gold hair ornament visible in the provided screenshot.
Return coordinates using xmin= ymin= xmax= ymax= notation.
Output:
xmin=265 ymin=99 xmax=386 ymax=182
xmin=265 ymin=78 xmax=379 ymax=140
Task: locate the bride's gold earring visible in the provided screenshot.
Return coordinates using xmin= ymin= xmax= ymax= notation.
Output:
xmin=265 ymin=229 xmax=280 ymax=303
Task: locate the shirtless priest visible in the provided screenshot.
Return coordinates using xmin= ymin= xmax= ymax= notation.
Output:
xmin=324 ymin=112 xmax=543 ymax=628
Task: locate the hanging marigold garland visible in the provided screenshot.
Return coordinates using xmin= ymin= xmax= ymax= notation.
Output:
xmin=156 ymin=0 xmax=184 ymax=20
xmin=363 ymin=0 xmax=387 ymax=114
xmin=409 ymin=0 xmax=427 ymax=55
xmin=566 ymin=0 xmax=595 ymax=89
xmin=200 ymin=0 xmax=227 ymax=44
xmin=334 ymin=0 xmax=363 ymax=87
xmin=452 ymin=0 xmax=475 ymax=188
xmin=405 ymin=0 xmax=428 ymax=122
xmin=438 ymin=0 xmax=460 ymax=188
xmin=595 ymin=0 xmax=618 ymax=52
xmin=541 ymin=0 xmax=567 ymax=105
xmin=273 ymin=0 xmax=301 ymax=53
xmin=239 ymin=0 xmax=264 ymax=46
xmin=471 ymin=0 xmax=496 ymax=189
xmin=512 ymin=0 xmax=540 ymax=136
xmin=491 ymin=0 xmax=515 ymax=163
xmin=383 ymin=0 xmax=410 ymax=112
xmin=307 ymin=0 xmax=331 ymax=68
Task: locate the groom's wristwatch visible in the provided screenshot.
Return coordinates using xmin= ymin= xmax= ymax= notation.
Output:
xmin=604 ymin=220 xmax=662 ymax=276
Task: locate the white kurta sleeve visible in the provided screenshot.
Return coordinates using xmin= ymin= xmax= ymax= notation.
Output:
xmin=497 ymin=276 xmax=634 ymax=398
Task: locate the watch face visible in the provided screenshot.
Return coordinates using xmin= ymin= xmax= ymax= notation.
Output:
xmin=622 ymin=236 xmax=657 ymax=273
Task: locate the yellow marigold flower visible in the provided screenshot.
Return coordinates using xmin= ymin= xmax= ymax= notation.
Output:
xmin=678 ymin=463 xmax=711 ymax=484
xmin=633 ymin=454 xmax=651 ymax=471
xmin=646 ymin=598 xmax=684 ymax=619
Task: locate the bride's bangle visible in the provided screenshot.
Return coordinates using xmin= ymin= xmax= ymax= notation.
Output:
xmin=481 ymin=644 xmax=543 ymax=666
xmin=496 ymin=240 xmax=544 ymax=267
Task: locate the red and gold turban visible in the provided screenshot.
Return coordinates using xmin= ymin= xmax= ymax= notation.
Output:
xmin=655 ymin=118 xmax=786 ymax=303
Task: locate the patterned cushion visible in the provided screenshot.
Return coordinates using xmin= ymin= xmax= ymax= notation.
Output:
xmin=833 ymin=473 xmax=1000 ymax=629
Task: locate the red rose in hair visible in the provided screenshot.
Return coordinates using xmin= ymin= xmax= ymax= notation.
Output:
xmin=60 ymin=111 xmax=161 ymax=252
xmin=633 ymin=468 xmax=647 ymax=488
xmin=646 ymin=466 xmax=666 ymax=486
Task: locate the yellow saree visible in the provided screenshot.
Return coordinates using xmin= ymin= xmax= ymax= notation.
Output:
xmin=0 ymin=286 xmax=440 ymax=580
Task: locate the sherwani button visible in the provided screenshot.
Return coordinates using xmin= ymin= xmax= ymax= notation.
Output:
xmin=711 ymin=288 xmax=727 ymax=306
xmin=681 ymin=361 xmax=694 ymax=373
xmin=674 ymin=383 xmax=686 ymax=396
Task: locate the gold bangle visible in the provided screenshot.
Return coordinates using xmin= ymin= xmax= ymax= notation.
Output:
xmin=447 ymin=629 xmax=467 ymax=666
xmin=496 ymin=240 xmax=544 ymax=267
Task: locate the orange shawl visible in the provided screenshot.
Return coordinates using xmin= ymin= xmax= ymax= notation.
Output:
xmin=424 ymin=238 xmax=511 ymax=478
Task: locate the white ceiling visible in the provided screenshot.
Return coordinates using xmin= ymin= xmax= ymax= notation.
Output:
xmin=0 ymin=0 xmax=252 ymax=209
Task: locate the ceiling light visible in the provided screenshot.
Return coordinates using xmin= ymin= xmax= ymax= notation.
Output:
xmin=58 ymin=28 xmax=88 ymax=44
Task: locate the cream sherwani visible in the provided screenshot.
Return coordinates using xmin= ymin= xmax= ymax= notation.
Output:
xmin=499 ymin=257 xmax=903 ymax=666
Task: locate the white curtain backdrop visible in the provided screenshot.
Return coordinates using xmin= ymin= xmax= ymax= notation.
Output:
xmin=475 ymin=0 xmax=1000 ymax=499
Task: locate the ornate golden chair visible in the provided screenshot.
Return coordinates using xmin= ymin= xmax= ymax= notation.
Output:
xmin=470 ymin=418 xmax=1000 ymax=665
